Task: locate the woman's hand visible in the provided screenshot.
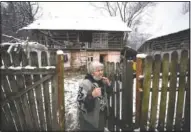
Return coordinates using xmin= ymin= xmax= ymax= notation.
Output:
xmin=102 ymin=77 xmax=111 ymax=86
xmin=92 ymin=87 xmax=101 ymax=97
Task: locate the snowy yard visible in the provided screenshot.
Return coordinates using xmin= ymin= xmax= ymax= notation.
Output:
xmin=64 ymin=74 xmax=85 ymax=131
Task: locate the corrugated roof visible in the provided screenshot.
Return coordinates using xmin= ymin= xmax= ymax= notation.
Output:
xmin=20 ymin=17 xmax=132 ymax=32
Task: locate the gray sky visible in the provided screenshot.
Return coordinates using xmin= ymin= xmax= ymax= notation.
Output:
xmin=38 ymin=2 xmax=189 ymax=36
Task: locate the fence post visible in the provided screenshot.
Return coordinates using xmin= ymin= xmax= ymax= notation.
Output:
xmin=135 ymin=55 xmax=144 ymax=128
xmin=56 ymin=50 xmax=65 ymax=131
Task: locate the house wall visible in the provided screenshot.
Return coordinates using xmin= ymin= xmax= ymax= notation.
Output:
xmin=107 ymin=51 xmax=121 ymax=63
xmin=64 ymin=50 xmax=121 ymax=69
xmin=31 ymin=30 xmax=124 ymax=49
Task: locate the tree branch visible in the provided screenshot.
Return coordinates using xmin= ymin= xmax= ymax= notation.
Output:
xmin=106 ymin=2 xmax=113 ymax=16
xmin=117 ymin=2 xmax=124 ymax=21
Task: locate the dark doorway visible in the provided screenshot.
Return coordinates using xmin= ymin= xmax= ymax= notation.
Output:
xmin=100 ymin=54 xmax=107 ymax=63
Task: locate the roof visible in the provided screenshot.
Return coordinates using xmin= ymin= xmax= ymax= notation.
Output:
xmin=20 ymin=17 xmax=132 ymax=32
xmin=147 ymin=12 xmax=189 ymax=41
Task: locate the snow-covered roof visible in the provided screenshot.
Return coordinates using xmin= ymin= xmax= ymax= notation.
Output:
xmin=20 ymin=17 xmax=132 ymax=32
xmin=147 ymin=12 xmax=189 ymax=41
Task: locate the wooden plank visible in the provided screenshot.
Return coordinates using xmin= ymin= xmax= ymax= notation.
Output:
xmin=110 ymin=62 xmax=115 ymax=131
xmin=57 ymin=51 xmax=65 ymax=131
xmin=1 ymin=75 xmax=53 ymax=106
xmin=125 ymin=61 xmax=134 ymax=130
xmin=140 ymin=56 xmax=153 ymax=131
xmin=56 ymin=51 xmax=65 ymax=131
xmin=23 ymin=51 xmax=40 ymax=131
xmin=30 ymin=51 xmax=46 ymax=131
xmin=135 ymin=57 xmax=144 ymax=128
xmin=50 ymin=51 xmax=60 ymax=130
xmin=149 ymin=54 xmax=161 ymax=131
xmin=11 ymin=50 xmax=34 ymax=130
xmin=1 ymin=86 xmax=14 ymax=131
xmin=1 ymin=68 xmax=56 ymax=75
xmin=121 ymin=60 xmax=127 ymax=131
xmin=174 ymin=50 xmax=188 ymax=130
xmin=115 ymin=62 xmax=120 ymax=131
xmin=107 ymin=62 xmax=114 ymax=131
xmin=183 ymin=66 xmax=190 ymax=131
xmin=1 ymin=107 xmax=10 ymax=130
xmin=41 ymin=51 xmax=52 ymax=131
xmin=166 ymin=51 xmax=178 ymax=131
xmin=121 ymin=60 xmax=133 ymax=131
xmin=158 ymin=53 xmax=170 ymax=131
xmin=1 ymin=51 xmax=22 ymax=131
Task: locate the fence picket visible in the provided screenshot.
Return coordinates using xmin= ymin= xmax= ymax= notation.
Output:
xmin=107 ymin=62 xmax=114 ymax=131
xmin=22 ymin=51 xmax=40 ymax=130
xmin=30 ymin=51 xmax=46 ymax=130
xmin=115 ymin=62 xmax=120 ymax=131
xmin=121 ymin=61 xmax=133 ymax=131
xmin=42 ymin=51 xmax=52 ymax=130
xmin=1 ymin=107 xmax=10 ymax=130
xmin=175 ymin=50 xmax=188 ymax=130
xmin=57 ymin=51 xmax=65 ymax=131
xmin=1 ymin=51 xmax=22 ymax=131
xmin=50 ymin=51 xmax=60 ymax=130
xmin=183 ymin=68 xmax=190 ymax=131
xmin=158 ymin=53 xmax=170 ymax=131
xmin=110 ymin=62 xmax=115 ymax=131
xmin=166 ymin=51 xmax=178 ymax=131
xmin=11 ymin=50 xmax=34 ymax=130
xmin=125 ymin=61 xmax=134 ymax=130
xmin=149 ymin=54 xmax=161 ymax=131
xmin=140 ymin=56 xmax=153 ymax=131
xmin=135 ymin=57 xmax=144 ymax=128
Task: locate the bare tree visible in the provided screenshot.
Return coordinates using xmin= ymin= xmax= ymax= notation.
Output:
xmin=90 ymin=2 xmax=156 ymax=47
xmin=90 ymin=2 xmax=156 ymax=28
xmin=1 ymin=2 xmax=42 ymax=42
xmin=181 ymin=2 xmax=190 ymax=14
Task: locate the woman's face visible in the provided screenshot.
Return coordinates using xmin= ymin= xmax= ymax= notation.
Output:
xmin=92 ymin=67 xmax=103 ymax=80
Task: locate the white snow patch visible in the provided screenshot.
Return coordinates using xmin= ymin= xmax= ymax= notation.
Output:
xmin=2 ymin=41 xmax=48 ymax=54
xmin=41 ymin=66 xmax=56 ymax=69
xmin=136 ymin=53 xmax=147 ymax=58
xmin=139 ymin=75 xmax=144 ymax=79
xmin=57 ymin=50 xmax=64 ymax=55
xmin=0 ymin=66 xmax=5 ymax=69
xmin=24 ymin=65 xmax=36 ymax=69
xmin=20 ymin=17 xmax=132 ymax=32
xmin=64 ymin=75 xmax=84 ymax=131
xmin=8 ymin=66 xmax=22 ymax=70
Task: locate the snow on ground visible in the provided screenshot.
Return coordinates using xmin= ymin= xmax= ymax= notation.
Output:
xmin=64 ymin=74 xmax=85 ymax=131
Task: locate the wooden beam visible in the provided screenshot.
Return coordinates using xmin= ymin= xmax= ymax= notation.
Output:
xmin=1 ymin=74 xmax=54 ymax=107
xmin=1 ymin=68 xmax=56 ymax=75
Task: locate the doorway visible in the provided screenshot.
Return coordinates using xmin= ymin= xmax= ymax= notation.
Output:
xmin=100 ymin=54 xmax=107 ymax=63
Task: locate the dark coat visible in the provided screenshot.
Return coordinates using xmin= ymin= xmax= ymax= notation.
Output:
xmin=77 ymin=74 xmax=113 ymax=128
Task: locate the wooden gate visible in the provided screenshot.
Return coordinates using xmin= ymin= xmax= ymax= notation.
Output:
xmin=104 ymin=50 xmax=190 ymax=131
xmin=0 ymin=48 xmax=65 ymax=131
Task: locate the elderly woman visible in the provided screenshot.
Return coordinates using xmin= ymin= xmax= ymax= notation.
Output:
xmin=77 ymin=61 xmax=113 ymax=131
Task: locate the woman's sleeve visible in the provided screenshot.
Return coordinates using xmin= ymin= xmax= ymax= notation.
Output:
xmin=77 ymin=80 xmax=95 ymax=112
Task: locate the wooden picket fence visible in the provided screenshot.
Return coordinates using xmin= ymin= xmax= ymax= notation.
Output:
xmin=0 ymin=49 xmax=65 ymax=131
xmin=104 ymin=50 xmax=190 ymax=131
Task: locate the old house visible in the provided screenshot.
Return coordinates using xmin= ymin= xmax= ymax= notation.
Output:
xmin=19 ymin=17 xmax=132 ymax=69
xmin=138 ymin=29 xmax=190 ymax=54
xmin=138 ymin=12 xmax=190 ymax=57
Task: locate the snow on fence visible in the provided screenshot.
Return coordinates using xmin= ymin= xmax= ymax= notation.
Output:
xmin=104 ymin=50 xmax=189 ymax=132
xmin=0 ymin=47 xmax=64 ymax=131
